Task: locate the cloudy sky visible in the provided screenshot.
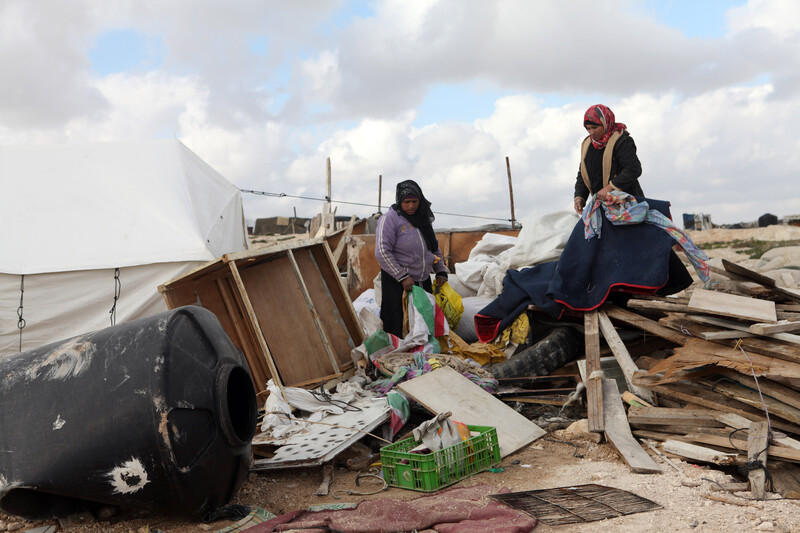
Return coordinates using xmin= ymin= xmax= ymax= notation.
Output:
xmin=1 ymin=0 xmax=798 ymax=229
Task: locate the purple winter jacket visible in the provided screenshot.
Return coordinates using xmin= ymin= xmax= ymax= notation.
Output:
xmin=375 ymin=208 xmax=448 ymax=282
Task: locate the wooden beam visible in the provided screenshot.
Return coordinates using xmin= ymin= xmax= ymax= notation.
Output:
xmin=689 ymin=315 xmax=800 ymax=345
xmin=658 ymin=315 xmax=800 ymax=364
xmin=602 ymin=379 xmax=661 ymax=473
xmin=723 ymin=259 xmax=800 ymax=303
xmin=597 ymin=310 xmax=654 ymax=404
xmin=627 ymin=406 xmax=723 ymax=428
xmin=748 ymin=421 xmax=769 ymax=499
xmin=684 ymin=432 xmax=800 ymax=463
xmin=662 ymin=440 xmax=737 ymax=465
xmin=750 ymin=319 xmax=800 ymax=335
xmin=604 ymin=304 xmax=688 ymax=345
xmin=584 ymin=310 xmax=604 ymax=433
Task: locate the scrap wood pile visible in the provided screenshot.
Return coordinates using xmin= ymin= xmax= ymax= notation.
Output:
xmin=579 ymin=256 xmax=800 ymax=497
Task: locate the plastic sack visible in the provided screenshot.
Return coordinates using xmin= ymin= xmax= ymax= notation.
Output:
xmin=434 ymin=279 xmax=464 ymax=330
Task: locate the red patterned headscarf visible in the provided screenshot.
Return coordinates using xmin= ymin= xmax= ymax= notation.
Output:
xmin=584 ymin=104 xmax=627 ymax=149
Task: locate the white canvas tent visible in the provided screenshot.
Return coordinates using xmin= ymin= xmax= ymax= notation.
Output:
xmin=0 ymin=139 xmax=249 ymax=355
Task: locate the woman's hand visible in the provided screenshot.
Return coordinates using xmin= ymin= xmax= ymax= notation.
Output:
xmin=595 ymin=184 xmax=614 ymax=201
xmin=574 ymin=197 xmax=586 ymax=214
xmin=401 ymin=276 xmax=414 ymax=292
xmin=433 ymin=274 xmax=448 ymax=294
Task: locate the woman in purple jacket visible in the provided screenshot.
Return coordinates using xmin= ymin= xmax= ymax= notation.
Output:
xmin=375 ymin=180 xmax=449 ymax=337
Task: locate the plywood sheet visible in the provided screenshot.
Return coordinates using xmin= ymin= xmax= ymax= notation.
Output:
xmin=398 ymin=366 xmax=545 ymax=457
xmin=240 ymin=253 xmax=335 ymax=385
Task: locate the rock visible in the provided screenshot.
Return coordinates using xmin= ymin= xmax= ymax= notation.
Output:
xmin=5 ymin=523 xmax=23 ymax=532
xmin=345 ymin=452 xmax=379 ymax=471
xmin=562 ymin=419 xmax=602 ymax=443
xmin=755 ymin=521 xmax=775 ymax=531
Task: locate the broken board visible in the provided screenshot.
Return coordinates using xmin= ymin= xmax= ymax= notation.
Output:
xmin=602 ymin=378 xmax=662 ymax=474
xmin=398 ymin=366 xmax=545 ymax=457
xmin=688 ymin=287 xmax=777 ymax=323
xmin=250 ymin=397 xmax=390 ymax=470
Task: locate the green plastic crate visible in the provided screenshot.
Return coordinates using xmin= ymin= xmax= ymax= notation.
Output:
xmin=380 ymin=425 xmax=500 ymax=492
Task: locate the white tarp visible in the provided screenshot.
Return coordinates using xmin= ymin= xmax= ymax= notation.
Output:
xmin=0 ymin=139 xmax=248 ymax=355
xmin=453 ymin=211 xmax=579 ymax=298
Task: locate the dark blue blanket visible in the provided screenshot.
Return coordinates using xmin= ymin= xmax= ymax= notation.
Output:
xmin=474 ymin=198 xmax=692 ymax=343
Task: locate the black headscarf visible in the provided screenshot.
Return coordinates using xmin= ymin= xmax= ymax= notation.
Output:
xmin=392 ymin=179 xmax=438 ymax=253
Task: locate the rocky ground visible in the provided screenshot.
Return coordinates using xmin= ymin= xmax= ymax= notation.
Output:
xmin=3 ymin=224 xmax=800 ymax=533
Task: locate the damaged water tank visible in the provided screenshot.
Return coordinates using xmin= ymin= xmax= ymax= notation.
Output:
xmin=0 ymin=305 xmax=257 ymax=519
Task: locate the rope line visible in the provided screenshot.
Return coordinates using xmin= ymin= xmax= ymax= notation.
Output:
xmin=17 ymin=275 xmax=25 ymax=353
xmin=239 ymin=188 xmax=512 ymax=223
xmin=109 ymin=267 xmax=121 ymax=326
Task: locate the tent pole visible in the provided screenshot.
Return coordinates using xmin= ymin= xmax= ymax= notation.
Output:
xmin=505 ymin=156 xmax=517 ymax=229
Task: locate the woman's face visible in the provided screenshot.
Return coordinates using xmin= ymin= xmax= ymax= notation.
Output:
xmin=585 ymin=123 xmax=605 ymax=141
xmin=401 ymin=197 xmax=419 ymax=216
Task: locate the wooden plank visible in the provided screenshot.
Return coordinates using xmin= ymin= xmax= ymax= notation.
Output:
xmin=638 ymin=381 xmax=800 ymax=435
xmin=314 ymin=241 xmax=365 ymax=347
xmin=658 ymin=315 xmax=800 ymax=364
xmin=597 ymin=310 xmax=655 ymax=404
xmin=722 ymin=258 xmax=776 ymax=287
xmin=228 ymin=260 xmax=285 ymax=388
xmin=398 ymin=366 xmax=545 ymax=458
xmin=687 ymin=288 xmax=777 ymax=323
xmin=699 ymin=330 xmax=756 ymax=340
xmin=647 ymin=337 xmax=800 ymax=381
xmin=662 ymin=440 xmax=737 ymax=465
xmin=748 ymin=421 xmax=769 ymax=498
xmin=627 ymin=299 xmax=691 ymax=314
xmin=216 ymin=276 xmax=270 ymax=392
xmin=627 ymin=406 xmax=723 ymax=428
xmin=716 ymin=413 xmax=800 ymax=450
xmin=723 ymin=260 xmax=800 ymax=303
xmin=602 ymin=379 xmax=661 ymax=474
xmin=604 ymin=304 xmax=688 ymax=345
xmin=716 ymin=369 xmax=800 ymax=411
xmin=750 ymin=319 xmax=800 ymax=335
xmin=683 ymin=432 xmax=800 ymax=463
xmin=290 ymin=247 xmax=349 ymax=370
xmin=696 ymin=377 xmax=800 ymax=426
xmin=689 ymin=315 xmax=800 ymax=345
xmin=584 ymin=310 xmax=604 ymax=433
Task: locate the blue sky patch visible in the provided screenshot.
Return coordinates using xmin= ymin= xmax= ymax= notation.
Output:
xmin=89 ymin=29 xmax=164 ymax=75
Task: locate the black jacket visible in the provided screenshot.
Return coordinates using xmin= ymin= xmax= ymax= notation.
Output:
xmin=574 ymin=131 xmax=643 ymax=200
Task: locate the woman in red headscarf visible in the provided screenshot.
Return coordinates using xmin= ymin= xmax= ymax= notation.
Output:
xmin=573 ymin=104 xmax=643 ymax=214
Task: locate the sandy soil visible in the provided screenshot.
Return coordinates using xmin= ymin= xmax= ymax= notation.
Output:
xmin=5 ymin=435 xmax=797 ymax=533
xmin=3 ymin=226 xmax=800 ymax=533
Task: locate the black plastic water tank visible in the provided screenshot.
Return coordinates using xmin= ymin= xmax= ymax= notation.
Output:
xmin=0 ymin=305 xmax=257 ymax=519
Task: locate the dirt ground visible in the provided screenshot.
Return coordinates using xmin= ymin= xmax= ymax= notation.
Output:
xmin=3 ymin=224 xmax=800 ymax=533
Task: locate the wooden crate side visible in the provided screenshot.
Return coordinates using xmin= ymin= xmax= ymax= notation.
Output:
xmin=160 ymin=275 xmax=270 ymax=393
xmin=214 ymin=276 xmax=271 ymax=392
xmin=292 ymin=247 xmax=354 ymax=369
xmin=309 ymin=244 xmax=364 ymax=343
xmin=238 ymin=253 xmax=336 ymax=386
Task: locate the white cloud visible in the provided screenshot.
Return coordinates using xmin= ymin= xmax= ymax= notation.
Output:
xmin=2 ymin=0 xmax=800 ymax=229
